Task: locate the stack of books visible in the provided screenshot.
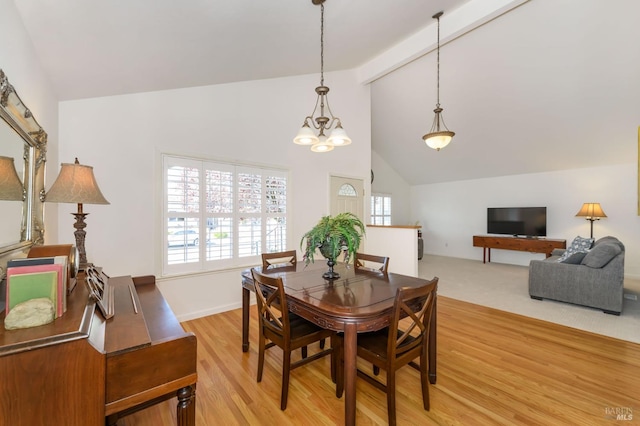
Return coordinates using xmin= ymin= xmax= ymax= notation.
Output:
xmin=4 ymin=256 xmax=70 ymax=318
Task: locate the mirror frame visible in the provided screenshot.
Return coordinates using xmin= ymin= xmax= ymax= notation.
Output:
xmin=0 ymin=69 xmax=47 ymax=280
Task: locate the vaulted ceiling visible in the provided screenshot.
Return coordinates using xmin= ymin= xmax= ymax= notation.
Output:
xmin=12 ymin=0 xmax=640 ymax=185
xmin=13 ymin=0 xmax=469 ymax=100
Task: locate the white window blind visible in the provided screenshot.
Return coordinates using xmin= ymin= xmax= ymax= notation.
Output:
xmin=163 ymin=155 xmax=288 ymax=275
xmin=371 ymin=194 xmax=392 ymax=225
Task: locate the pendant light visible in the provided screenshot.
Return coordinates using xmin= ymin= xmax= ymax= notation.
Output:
xmin=422 ymin=11 xmax=455 ymax=151
xmin=293 ymin=0 xmax=351 ymax=153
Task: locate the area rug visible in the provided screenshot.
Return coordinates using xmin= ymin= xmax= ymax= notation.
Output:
xmin=419 ymin=255 xmax=640 ymax=344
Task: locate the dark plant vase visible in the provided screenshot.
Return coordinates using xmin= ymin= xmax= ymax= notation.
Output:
xmin=323 ymin=258 xmax=340 ymax=280
xmin=320 ymin=244 xmax=340 ymax=279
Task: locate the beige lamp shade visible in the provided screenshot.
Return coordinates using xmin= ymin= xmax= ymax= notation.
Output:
xmin=0 ymin=155 xmax=24 ymax=201
xmin=45 ymin=160 xmax=110 ymax=205
xmin=575 ymin=203 xmax=607 ymax=219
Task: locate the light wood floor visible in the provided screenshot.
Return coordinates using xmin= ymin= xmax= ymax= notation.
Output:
xmin=123 ymin=297 xmax=640 ymax=425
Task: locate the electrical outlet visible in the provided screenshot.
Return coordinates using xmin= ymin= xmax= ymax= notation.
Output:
xmin=623 ymin=293 xmax=637 ymax=301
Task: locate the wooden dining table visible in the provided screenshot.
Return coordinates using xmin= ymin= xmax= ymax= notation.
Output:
xmin=241 ymin=261 xmax=437 ymax=425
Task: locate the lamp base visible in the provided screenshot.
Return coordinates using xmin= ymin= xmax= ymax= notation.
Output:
xmin=78 ymin=261 xmax=94 ymax=273
xmin=72 ymin=211 xmax=90 ymax=269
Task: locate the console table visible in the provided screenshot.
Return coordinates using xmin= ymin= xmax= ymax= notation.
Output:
xmin=0 ymin=273 xmax=197 ymax=426
xmin=473 ymin=235 xmax=566 ymax=263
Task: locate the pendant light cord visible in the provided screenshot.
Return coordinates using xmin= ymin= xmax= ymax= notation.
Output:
xmin=436 ymin=13 xmax=441 ymax=109
xmin=320 ymin=3 xmax=324 ymax=87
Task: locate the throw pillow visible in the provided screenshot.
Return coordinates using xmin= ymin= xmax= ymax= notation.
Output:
xmin=581 ymin=243 xmax=622 ymax=268
xmin=559 ymin=251 xmax=588 ymax=264
xmin=557 ymin=236 xmax=594 ymax=263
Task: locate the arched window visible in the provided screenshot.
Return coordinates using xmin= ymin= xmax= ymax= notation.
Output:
xmin=338 ymin=183 xmax=357 ymax=197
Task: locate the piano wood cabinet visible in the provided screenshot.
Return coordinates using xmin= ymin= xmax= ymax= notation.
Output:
xmin=0 ymin=274 xmax=197 ymax=426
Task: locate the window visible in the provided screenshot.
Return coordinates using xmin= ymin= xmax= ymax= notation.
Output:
xmin=163 ymin=155 xmax=288 ymax=275
xmin=371 ymin=194 xmax=391 ymax=225
xmin=338 ymin=183 xmax=357 ymax=197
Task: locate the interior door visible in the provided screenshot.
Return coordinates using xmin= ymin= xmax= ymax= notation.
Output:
xmin=330 ymin=176 xmax=364 ymax=223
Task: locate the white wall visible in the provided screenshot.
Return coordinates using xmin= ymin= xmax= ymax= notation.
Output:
xmin=411 ymin=163 xmax=640 ymax=277
xmin=58 ymin=70 xmax=371 ymax=320
xmin=0 ymin=0 xmax=60 ymax=243
xmin=364 ymin=226 xmax=418 ymax=276
xmin=371 ymin=150 xmax=412 ymax=225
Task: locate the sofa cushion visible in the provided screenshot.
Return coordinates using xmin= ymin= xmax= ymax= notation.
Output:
xmin=557 ymin=236 xmax=594 ymax=263
xmin=559 ymin=251 xmax=588 ymax=264
xmin=593 ymin=236 xmax=625 ymax=252
xmin=581 ymin=243 xmax=622 ymax=268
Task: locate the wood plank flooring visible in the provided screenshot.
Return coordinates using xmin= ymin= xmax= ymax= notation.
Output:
xmin=122 ymin=296 xmax=640 ymax=425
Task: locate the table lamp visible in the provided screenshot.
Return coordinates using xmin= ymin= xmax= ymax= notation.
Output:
xmin=0 ymin=155 xmax=24 ymax=201
xmin=45 ymin=158 xmax=109 ymax=270
xmin=575 ymin=203 xmax=606 ymax=239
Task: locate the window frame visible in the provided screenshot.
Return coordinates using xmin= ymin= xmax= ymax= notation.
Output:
xmin=371 ymin=193 xmax=392 ymax=225
xmin=162 ymin=154 xmax=290 ymax=276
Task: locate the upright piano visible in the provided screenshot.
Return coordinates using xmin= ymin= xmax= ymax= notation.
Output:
xmin=0 ymin=273 xmax=197 ymax=425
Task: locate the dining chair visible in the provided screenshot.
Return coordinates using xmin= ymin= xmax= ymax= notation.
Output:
xmin=319 ymin=252 xmax=391 ymax=352
xmin=261 ymin=250 xmax=315 ymax=357
xmin=261 ymin=250 xmax=297 ymax=270
xmin=354 ymin=252 xmax=390 ymax=273
xmin=336 ymin=276 xmax=438 ymax=426
xmin=354 ymin=252 xmax=390 ymax=370
xmin=251 ymin=268 xmax=338 ymax=410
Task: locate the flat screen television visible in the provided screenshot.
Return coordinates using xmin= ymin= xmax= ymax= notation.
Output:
xmin=487 ymin=207 xmax=547 ymax=238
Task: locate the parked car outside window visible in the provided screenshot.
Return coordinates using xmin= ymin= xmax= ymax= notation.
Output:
xmin=168 ymin=230 xmax=201 ymax=247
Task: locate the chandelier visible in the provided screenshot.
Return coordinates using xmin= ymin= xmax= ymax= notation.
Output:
xmin=293 ymin=0 xmax=351 ymax=153
xmin=422 ymin=11 xmax=455 ymax=151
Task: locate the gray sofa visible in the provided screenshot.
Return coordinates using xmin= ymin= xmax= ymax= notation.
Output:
xmin=528 ymin=236 xmax=624 ymax=315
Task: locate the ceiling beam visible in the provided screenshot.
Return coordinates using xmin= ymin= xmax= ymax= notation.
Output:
xmin=356 ymin=0 xmax=530 ymax=85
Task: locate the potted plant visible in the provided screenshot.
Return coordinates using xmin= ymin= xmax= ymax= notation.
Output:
xmin=300 ymin=212 xmax=366 ymax=279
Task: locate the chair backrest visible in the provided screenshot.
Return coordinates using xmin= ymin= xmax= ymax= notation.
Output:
xmin=354 ymin=252 xmax=390 ymax=273
xmin=388 ymin=277 xmax=438 ymax=359
xmin=251 ymin=268 xmax=290 ymax=337
xmin=262 ymin=250 xmax=297 ymax=270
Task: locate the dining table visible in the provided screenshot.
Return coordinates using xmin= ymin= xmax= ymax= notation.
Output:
xmin=241 ymin=261 xmax=437 ymax=425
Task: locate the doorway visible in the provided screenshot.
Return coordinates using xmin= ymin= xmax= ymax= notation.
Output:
xmin=329 ymin=176 xmax=364 ymax=223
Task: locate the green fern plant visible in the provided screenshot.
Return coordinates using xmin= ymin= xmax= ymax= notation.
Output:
xmin=300 ymin=212 xmax=366 ymax=265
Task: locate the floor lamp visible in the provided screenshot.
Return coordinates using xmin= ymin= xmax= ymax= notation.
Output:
xmin=575 ymin=203 xmax=607 ymax=239
xmin=45 ymin=158 xmax=110 ymax=270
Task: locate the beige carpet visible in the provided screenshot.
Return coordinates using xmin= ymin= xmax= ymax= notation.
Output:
xmin=419 ymin=255 xmax=640 ymax=344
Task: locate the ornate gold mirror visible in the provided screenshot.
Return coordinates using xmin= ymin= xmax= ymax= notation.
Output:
xmin=0 ymin=69 xmax=47 ymax=280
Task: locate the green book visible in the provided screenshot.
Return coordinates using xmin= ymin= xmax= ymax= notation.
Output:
xmin=5 ymin=271 xmax=58 ymax=315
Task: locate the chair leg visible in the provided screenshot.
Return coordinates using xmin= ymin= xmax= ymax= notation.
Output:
xmin=420 ymin=351 xmax=430 ymax=411
xmin=257 ymin=334 xmax=265 ymax=383
xmin=335 ymin=338 xmax=344 ymax=398
xmin=330 ymin=335 xmax=336 ymax=383
xmin=387 ymin=368 xmax=397 ymax=426
xmin=281 ymin=350 xmax=292 ymax=410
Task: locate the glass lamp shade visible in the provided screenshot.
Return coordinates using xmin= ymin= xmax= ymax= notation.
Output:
xmin=423 ymin=131 xmax=454 ymax=151
xmin=575 ymin=203 xmax=607 ymax=219
xmin=45 ymin=162 xmax=110 ymax=205
xmin=311 ymin=135 xmax=334 ymax=153
xmin=423 ymin=107 xmax=454 ymax=151
xmin=0 ymin=155 xmax=24 ymax=201
xmin=294 ymin=123 xmax=319 ymax=146
xmin=327 ymin=125 xmax=352 ymax=146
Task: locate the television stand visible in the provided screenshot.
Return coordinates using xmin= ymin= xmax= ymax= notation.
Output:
xmin=473 ymin=235 xmax=566 ymax=263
